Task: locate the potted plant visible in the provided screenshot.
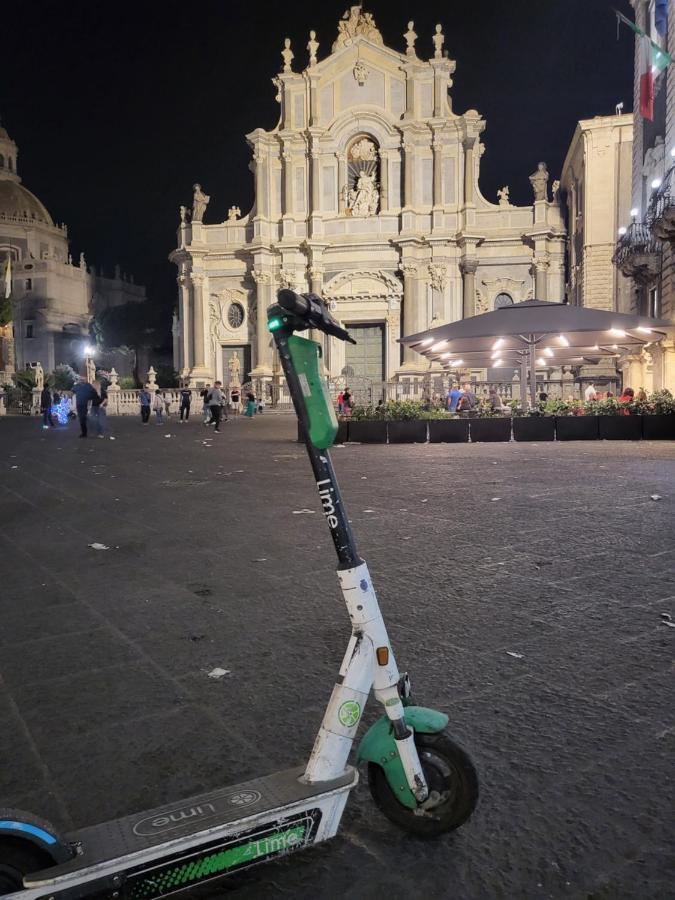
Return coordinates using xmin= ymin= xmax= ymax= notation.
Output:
xmin=592 ymin=397 xmax=643 ymax=440
xmin=381 ymin=401 xmax=428 ymax=443
xmin=469 ymin=400 xmax=512 ymax=442
xmin=512 ymin=402 xmax=555 ymax=441
xmin=429 ymin=413 xmax=470 ymax=443
xmin=555 ymin=399 xmax=599 ymax=440
xmin=347 ymin=404 xmax=387 ymax=443
xmin=642 ymin=389 xmax=675 ymax=439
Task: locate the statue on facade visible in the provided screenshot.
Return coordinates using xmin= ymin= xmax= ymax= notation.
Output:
xmin=85 ymin=356 xmax=96 ymax=385
xmin=227 ymin=205 xmax=241 ymax=221
xmin=307 ymin=30 xmax=319 ymax=66
xmin=332 ymin=6 xmax=383 ymax=51
xmin=497 ymin=186 xmax=510 ymax=206
xmin=348 ymin=171 xmax=379 ymax=217
xmin=281 ymin=38 xmax=294 ymax=73
xmin=34 ymin=362 xmax=44 ymax=391
xmin=529 ymin=162 xmax=549 ymax=202
xmin=228 ymin=351 xmax=241 ymax=385
xmin=350 ymin=138 xmax=377 ymax=161
xmin=353 ymin=59 xmax=368 ymax=85
xmin=404 ymin=21 xmax=417 ymax=56
xmin=79 ymin=252 xmax=87 ymax=272
xmin=551 ymin=179 xmax=561 ymax=204
xmin=432 ymin=24 xmax=445 ymax=58
xmin=179 ymin=205 xmax=189 ymax=224
xmin=192 ymin=184 xmax=210 ymax=222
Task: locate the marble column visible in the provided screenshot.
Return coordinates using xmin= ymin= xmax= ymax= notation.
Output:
xmin=337 ymin=153 xmax=347 ymax=214
xmin=379 ymin=151 xmax=389 ymax=212
xmin=311 ymin=151 xmax=321 ymax=214
xmin=534 ymin=258 xmax=549 ymax=300
xmin=190 ymin=273 xmax=206 ymax=369
xmin=254 ymin=151 xmax=267 ymax=217
xmin=460 ymin=258 xmax=479 ymax=319
xmin=403 ymin=140 xmax=414 ymax=209
xmin=252 ymin=271 xmax=273 ymax=374
xmin=432 ymin=138 xmax=443 ymax=208
xmin=177 ymin=275 xmax=191 ymax=373
xmin=401 ymin=263 xmax=418 ymax=365
xmin=463 ymin=138 xmax=475 ymax=206
xmin=309 ymin=267 xmax=328 ymax=371
xmin=283 ymin=150 xmax=293 ymax=216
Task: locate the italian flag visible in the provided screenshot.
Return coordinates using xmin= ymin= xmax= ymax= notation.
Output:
xmin=616 ymin=10 xmax=672 ymax=120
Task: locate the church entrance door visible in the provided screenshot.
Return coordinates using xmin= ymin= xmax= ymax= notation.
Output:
xmin=342 ymin=323 xmax=384 ymax=380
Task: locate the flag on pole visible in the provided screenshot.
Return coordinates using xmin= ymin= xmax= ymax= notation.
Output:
xmin=639 ymin=33 xmax=655 ymax=119
xmin=3 ymin=255 xmax=11 ymax=300
xmin=655 ymin=0 xmax=668 ymax=38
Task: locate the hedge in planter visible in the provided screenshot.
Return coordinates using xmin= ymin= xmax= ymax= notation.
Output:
xmin=429 ymin=419 xmax=470 ymax=443
xmin=643 ymin=415 xmax=675 ymax=439
xmin=387 ymin=420 xmax=428 ymax=443
xmin=513 ymin=416 xmax=555 ymax=442
xmin=598 ymin=415 xmax=643 ymax=440
xmin=555 ymin=416 xmax=599 ymax=441
xmin=348 ymin=420 xmax=387 ymax=443
xmin=470 ymin=417 xmax=512 ymax=442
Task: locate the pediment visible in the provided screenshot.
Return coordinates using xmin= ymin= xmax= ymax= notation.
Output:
xmin=324 ymin=270 xmax=403 ymax=299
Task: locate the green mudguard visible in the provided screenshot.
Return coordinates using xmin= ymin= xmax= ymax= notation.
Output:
xmin=356 ymin=706 xmax=449 ymax=810
xmin=287 ymin=335 xmax=338 ymax=449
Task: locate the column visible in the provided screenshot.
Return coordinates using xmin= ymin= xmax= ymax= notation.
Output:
xmin=463 ymin=138 xmax=475 ymax=206
xmin=191 ymin=273 xmax=206 ymax=369
xmin=254 ymin=151 xmax=266 ymax=217
xmin=252 ymin=270 xmax=273 ymax=375
xmin=311 ymin=150 xmax=321 ymax=214
xmin=401 ymin=263 xmax=418 ymax=365
xmin=337 ymin=153 xmax=347 ymax=214
xmin=533 ymin=258 xmax=549 ymax=300
xmin=432 ymin=137 xmax=443 ymax=208
xmin=403 ymin=140 xmax=414 ymax=210
xmin=379 ymin=151 xmax=389 ymax=212
xmin=460 ymin=258 xmax=479 ymax=319
xmin=178 ymin=275 xmax=191 ymax=372
xmin=309 ymin=267 xmax=328 ymax=371
xmin=282 ymin=149 xmax=293 ymax=216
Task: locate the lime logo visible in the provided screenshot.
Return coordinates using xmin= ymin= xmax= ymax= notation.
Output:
xmin=338 ymin=700 xmax=361 ymax=728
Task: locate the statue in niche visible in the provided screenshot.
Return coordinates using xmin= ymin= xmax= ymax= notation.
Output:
xmin=192 ymin=184 xmax=210 ymax=222
xmin=349 ymin=171 xmax=379 ymax=217
xmin=497 ymin=186 xmax=510 ymax=206
xmin=529 ymin=162 xmax=549 ymax=202
xmin=350 ymin=138 xmax=377 ymax=161
xmin=353 ymin=59 xmax=368 ymax=85
xmin=228 ymin=351 xmax=241 ymax=385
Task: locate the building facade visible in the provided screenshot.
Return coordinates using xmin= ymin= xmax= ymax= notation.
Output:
xmin=613 ymin=0 xmax=675 ymax=391
xmin=170 ymin=7 xmax=566 ymax=389
xmin=0 ymin=122 xmax=146 ymax=381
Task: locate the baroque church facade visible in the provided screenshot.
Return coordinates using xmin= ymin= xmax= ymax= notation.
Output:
xmin=0 ymin=122 xmax=145 ymax=381
xmin=170 ymin=7 xmax=566 ymax=388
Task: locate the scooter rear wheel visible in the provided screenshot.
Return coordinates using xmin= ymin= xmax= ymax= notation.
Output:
xmin=0 ymin=838 xmax=54 ymax=895
xmin=368 ymin=731 xmax=478 ymax=837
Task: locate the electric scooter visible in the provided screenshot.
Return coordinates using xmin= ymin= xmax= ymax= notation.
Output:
xmin=0 ymin=290 xmax=478 ymax=899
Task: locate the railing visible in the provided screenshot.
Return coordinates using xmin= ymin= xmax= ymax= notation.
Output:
xmin=612 ymin=221 xmax=662 ymax=282
xmin=647 ymin=165 xmax=675 ymax=240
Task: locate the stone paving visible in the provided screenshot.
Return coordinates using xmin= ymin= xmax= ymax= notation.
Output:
xmin=0 ymin=414 xmax=673 ymax=899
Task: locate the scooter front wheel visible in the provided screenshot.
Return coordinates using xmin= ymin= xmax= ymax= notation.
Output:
xmin=368 ymin=731 xmax=478 ymax=837
xmin=0 ymin=838 xmax=54 ymax=895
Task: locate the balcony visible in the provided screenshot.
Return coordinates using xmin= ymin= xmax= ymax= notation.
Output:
xmin=647 ymin=165 xmax=675 ymax=243
xmin=612 ymin=222 xmax=662 ymax=283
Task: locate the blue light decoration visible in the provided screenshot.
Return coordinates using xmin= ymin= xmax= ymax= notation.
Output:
xmin=53 ymin=396 xmax=71 ymax=425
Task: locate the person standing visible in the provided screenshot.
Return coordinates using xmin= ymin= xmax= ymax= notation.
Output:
xmin=342 ymin=389 xmax=353 ymax=418
xmin=179 ymin=387 xmax=192 ymax=422
xmin=337 ymin=390 xmax=344 ymax=415
xmin=584 ymin=382 xmax=597 ymax=402
xmin=200 ymin=385 xmax=211 ymax=423
xmin=72 ymin=377 xmax=97 ymax=438
xmin=152 ymin=390 xmax=165 ymax=424
xmin=139 ymin=387 xmax=152 ymax=423
xmin=91 ymin=379 xmax=108 ymax=437
xmin=40 ymin=384 xmax=53 ymax=429
xmin=207 ymin=381 xmax=226 ymax=432
xmin=244 ymin=391 xmax=256 ymax=417
xmin=230 ymin=385 xmax=241 ymax=416
xmin=619 ymin=386 xmax=634 ymax=414
xmin=457 ymin=383 xmax=477 ymax=412
xmin=489 ymin=387 xmax=503 ymax=411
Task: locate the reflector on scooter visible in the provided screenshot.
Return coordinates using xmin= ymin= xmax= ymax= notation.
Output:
xmin=376 ymin=647 xmax=389 ymax=666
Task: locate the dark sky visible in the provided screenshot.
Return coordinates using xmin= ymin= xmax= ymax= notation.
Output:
xmin=3 ymin=0 xmax=634 ymax=334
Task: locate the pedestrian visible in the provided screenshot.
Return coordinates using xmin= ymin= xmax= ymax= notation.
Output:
xmin=457 ymin=382 xmax=477 ymax=412
xmin=342 ymin=389 xmax=353 ymax=418
xmin=72 ymin=377 xmax=97 ymax=438
xmin=152 ymin=389 xmax=165 ymax=423
xmin=40 ymin=384 xmax=53 ymax=429
xmin=636 ymin=388 xmax=647 ymax=402
xmin=139 ymin=386 xmax=152 ymax=424
xmin=91 ymin=379 xmax=108 ymax=437
xmin=584 ymin=382 xmax=597 ymax=402
xmin=200 ymin=385 xmax=211 ymax=423
xmin=230 ymin=385 xmax=241 ymax=416
xmin=447 ymin=383 xmax=462 ymax=412
xmin=179 ymin=386 xmax=192 ymax=422
xmin=488 ymin=387 xmax=503 ymax=411
xmin=163 ymin=391 xmax=171 ymax=419
xmin=257 ymin=396 xmax=264 ymax=414
xmin=207 ymin=381 xmax=226 ymax=432
xmin=337 ymin=390 xmax=344 ymax=415
xmin=245 ymin=391 xmax=256 ymax=417
xmin=618 ymin=386 xmax=634 ymax=414
xmin=538 ymin=391 xmax=548 ymax=403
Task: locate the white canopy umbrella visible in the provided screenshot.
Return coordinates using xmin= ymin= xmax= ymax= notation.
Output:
xmin=401 ymin=300 xmax=674 ymax=407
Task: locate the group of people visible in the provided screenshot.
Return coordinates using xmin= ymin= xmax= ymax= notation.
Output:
xmin=336 ymin=389 xmax=353 ymax=417
xmin=446 ymin=383 xmax=480 ymax=413
xmin=135 ymin=385 xmax=262 ymax=432
xmin=71 ymin=378 xmax=109 ymax=438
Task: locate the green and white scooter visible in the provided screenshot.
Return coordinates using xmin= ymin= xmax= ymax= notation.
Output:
xmin=0 ymin=290 xmax=478 ymax=899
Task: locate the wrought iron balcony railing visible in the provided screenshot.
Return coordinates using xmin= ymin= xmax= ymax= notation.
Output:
xmin=612 ymin=221 xmax=662 ymax=283
xmin=646 ymin=165 xmax=675 ymax=243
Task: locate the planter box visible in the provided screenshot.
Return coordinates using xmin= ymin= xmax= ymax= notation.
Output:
xmin=470 ymin=417 xmax=512 ymax=442
xmin=513 ymin=416 xmax=555 ymax=442
xmin=348 ymin=421 xmax=387 ymax=443
xmin=642 ymin=415 xmax=675 ymax=440
xmin=335 ymin=421 xmax=349 ymax=444
xmin=598 ymin=415 xmax=643 ymax=441
xmin=387 ymin=421 xmax=428 ymax=443
xmin=555 ymin=415 xmax=599 ymax=441
xmin=428 ymin=419 xmax=470 ymax=443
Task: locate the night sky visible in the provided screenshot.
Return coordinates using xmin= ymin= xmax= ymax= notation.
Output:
xmin=3 ymin=0 xmax=635 ymax=341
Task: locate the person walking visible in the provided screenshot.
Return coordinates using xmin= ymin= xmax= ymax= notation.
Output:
xmin=152 ymin=390 xmax=165 ymax=423
xmin=337 ymin=390 xmax=344 ymax=415
xmin=244 ymin=391 xmax=256 ymax=417
xmin=447 ymin=384 xmax=462 ymax=412
xmin=179 ymin=387 xmax=192 ymax=422
xmin=207 ymin=381 xmax=226 ymax=432
xmin=584 ymin=382 xmax=597 ymax=402
xmin=488 ymin=387 xmax=503 ymax=412
xmin=139 ymin=387 xmax=152 ymax=424
xmin=40 ymin=384 xmax=53 ymax=429
xmin=163 ymin=391 xmax=172 ymax=420
xmin=72 ymin=377 xmax=97 ymax=438
xmin=457 ymin=383 xmax=477 ymax=413
xmin=91 ymin=379 xmax=108 ymax=437
xmin=200 ymin=385 xmax=211 ymax=423
xmin=342 ymin=389 xmax=353 ymax=418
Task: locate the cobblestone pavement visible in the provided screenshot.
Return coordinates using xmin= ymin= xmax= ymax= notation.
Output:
xmin=0 ymin=414 xmax=673 ymax=899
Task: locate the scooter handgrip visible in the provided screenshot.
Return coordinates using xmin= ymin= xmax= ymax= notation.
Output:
xmin=277 ymin=289 xmax=309 ymax=318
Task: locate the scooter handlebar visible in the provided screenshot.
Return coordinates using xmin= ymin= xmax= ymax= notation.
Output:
xmin=277 ymin=289 xmax=356 ymax=344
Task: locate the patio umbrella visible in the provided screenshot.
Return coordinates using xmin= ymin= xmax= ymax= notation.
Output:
xmin=401 ymin=300 xmax=675 ymax=407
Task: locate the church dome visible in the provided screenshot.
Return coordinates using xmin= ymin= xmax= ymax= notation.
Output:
xmin=0 ymin=179 xmax=54 ymax=225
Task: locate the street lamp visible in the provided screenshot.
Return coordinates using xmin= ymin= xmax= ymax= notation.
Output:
xmin=83 ymin=344 xmax=96 ymax=357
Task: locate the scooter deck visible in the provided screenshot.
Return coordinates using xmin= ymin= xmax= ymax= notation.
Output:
xmin=21 ymin=766 xmax=357 ymax=898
